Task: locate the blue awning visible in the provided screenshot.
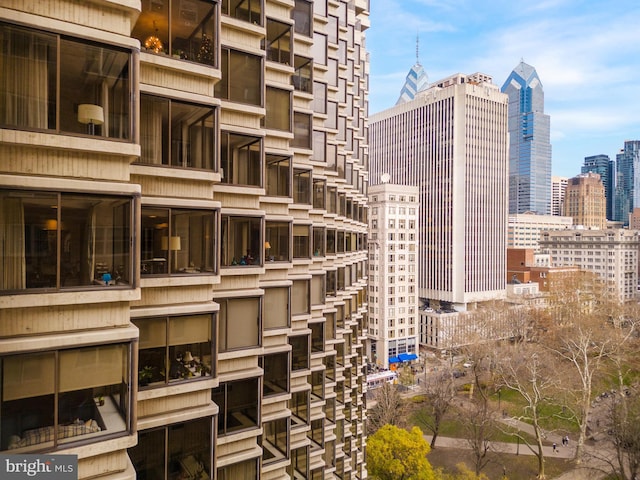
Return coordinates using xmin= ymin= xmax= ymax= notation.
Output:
xmin=388 ymin=356 xmax=400 ymax=364
xmin=398 ymin=353 xmax=418 ymax=362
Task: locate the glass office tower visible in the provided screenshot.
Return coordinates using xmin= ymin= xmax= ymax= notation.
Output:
xmin=502 ymin=61 xmax=552 ymax=215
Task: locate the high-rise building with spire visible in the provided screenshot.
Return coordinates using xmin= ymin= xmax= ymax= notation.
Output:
xmin=396 ymin=36 xmax=429 ymax=105
xmin=502 ymin=61 xmax=552 ymax=215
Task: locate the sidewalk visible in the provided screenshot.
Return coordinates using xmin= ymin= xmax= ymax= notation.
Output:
xmin=423 ymin=433 xmax=576 ymax=459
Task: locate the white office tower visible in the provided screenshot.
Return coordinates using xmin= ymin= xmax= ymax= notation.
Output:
xmin=370 ymin=73 xmax=509 ymax=313
xmin=367 ymin=184 xmax=420 ymax=369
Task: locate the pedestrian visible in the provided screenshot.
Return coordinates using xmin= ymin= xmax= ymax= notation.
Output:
xmin=553 ymin=442 xmax=557 ymax=453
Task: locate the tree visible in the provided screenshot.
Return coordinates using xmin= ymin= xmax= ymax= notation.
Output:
xmin=367 ymin=424 xmax=435 ymax=480
xmin=461 ymin=398 xmax=497 ymax=476
xmin=496 ymin=343 xmax=560 ymax=480
xmin=435 ymin=463 xmax=491 ymax=480
xmin=367 ymin=382 xmax=408 ymax=434
xmin=414 ymin=365 xmax=457 ymax=448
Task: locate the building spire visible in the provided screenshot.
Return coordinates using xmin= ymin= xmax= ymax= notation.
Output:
xmin=416 ymin=34 xmax=420 ymax=65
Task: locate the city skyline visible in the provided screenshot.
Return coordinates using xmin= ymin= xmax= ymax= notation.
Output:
xmin=367 ymin=0 xmax=640 ymax=179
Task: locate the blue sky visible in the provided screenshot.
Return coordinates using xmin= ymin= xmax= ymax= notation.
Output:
xmin=366 ymin=0 xmax=640 ymax=178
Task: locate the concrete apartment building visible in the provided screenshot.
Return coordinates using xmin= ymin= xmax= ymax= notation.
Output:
xmin=367 ymin=183 xmax=419 ymax=370
xmin=508 ymin=213 xmax=573 ymax=250
xmin=539 ymin=230 xmax=640 ymax=302
xmin=563 ymin=172 xmax=607 ymax=229
xmin=0 ymin=1 xmax=370 ymax=479
xmin=369 ymin=72 xmax=509 ymax=349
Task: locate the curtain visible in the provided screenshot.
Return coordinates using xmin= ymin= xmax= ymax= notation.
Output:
xmin=140 ymin=99 xmax=164 ymax=165
xmin=84 ymin=207 xmax=96 ymax=283
xmin=0 ymin=197 xmax=26 ymax=290
xmin=0 ymin=30 xmax=49 ymax=129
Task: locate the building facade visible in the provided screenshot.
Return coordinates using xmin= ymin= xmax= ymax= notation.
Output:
xmin=501 ymin=61 xmax=552 ymax=215
xmin=539 ymin=229 xmax=640 ymax=303
xmin=582 ymin=154 xmax=614 ymax=220
xmin=0 ymin=1 xmax=370 ymax=479
xmin=615 ymin=140 xmax=640 ymax=225
xmin=563 ymin=172 xmax=607 ymax=229
xmin=369 ymin=72 xmax=508 ymax=349
xmin=551 ymin=175 xmax=568 ymax=216
xmin=367 ymin=184 xmax=419 ymax=369
xmin=508 ymin=213 xmax=573 ymax=250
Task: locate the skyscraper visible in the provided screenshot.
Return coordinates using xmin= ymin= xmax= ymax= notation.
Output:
xmin=615 ymin=140 xmax=640 ymax=225
xmin=502 ymin=61 xmax=552 ymax=215
xmin=582 ymin=154 xmax=614 ymax=220
xmin=396 ymin=37 xmax=429 ymax=105
xmin=0 ymin=1 xmax=369 ymax=479
xmin=370 ymin=72 xmax=509 ymax=313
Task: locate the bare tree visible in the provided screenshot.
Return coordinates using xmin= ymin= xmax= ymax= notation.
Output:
xmin=496 ymin=343 xmax=560 ymax=480
xmin=542 ymin=274 xmax=638 ymax=463
xmin=547 ymin=320 xmax=616 ymax=462
xmin=367 ymin=382 xmax=407 ymax=434
xmin=462 ymin=398 xmax=497 ymax=476
xmin=588 ymin=389 xmax=640 ymax=480
xmin=414 ymin=366 xmax=457 ymax=448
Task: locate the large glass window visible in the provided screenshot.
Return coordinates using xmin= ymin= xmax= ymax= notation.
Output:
xmin=289 ymin=391 xmax=309 ymax=427
xmin=310 ymin=322 xmax=324 ymax=353
xmin=0 ymin=190 xmax=133 ymax=292
xmin=312 ymin=130 xmax=326 ymax=162
xmin=293 ymin=55 xmax=312 ymax=93
xmin=290 ymin=335 xmax=309 ymax=371
xmin=133 ymin=314 xmax=215 ymax=389
xmin=293 ymin=169 xmax=311 ymax=204
xmin=0 ymin=23 xmax=131 ymax=140
xmin=218 ymin=297 xmax=261 ymax=351
xmin=291 ymin=279 xmax=309 ymax=315
xmin=264 ymin=18 xmax=291 ymax=65
xmin=139 ymin=95 xmax=216 ymax=170
xmin=218 ymin=458 xmax=259 ymax=480
xmin=133 ymin=0 xmax=218 ymax=66
xmin=313 ymin=227 xmax=325 ymax=257
xmin=291 ymin=112 xmax=312 ymax=149
xmin=292 ymin=0 xmax=312 ymax=37
xmin=220 ymin=131 xmax=261 ymax=186
xmin=265 ymin=154 xmax=291 ymax=197
xmin=263 ymin=286 xmax=290 ymax=329
xmin=313 ymin=82 xmax=327 ymax=114
xmin=265 ymin=221 xmax=291 ymax=263
xmin=289 ymin=446 xmax=310 ymax=478
xmin=260 ymin=351 xmax=289 ymax=397
xmin=262 ymin=417 xmax=289 ymax=465
xmin=141 ymin=207 xmax=216 ymax=275
xmin=326 ymin=229 xmax=336 ymax=255
xmin=129 ymin=417 xmax=212 ymax=480
xmin=215 ymin=48 xmax=262 ymax=106
xmin=212 ymin=377 xmax=260 ymax=435
xmin=263 ymin=87 xmax=291 ymax=131
xmin=220 ymin=215 xmax=262 ymax=267
xmin=221 ymin=0 xmax=262 ymax=25
xmin=1 ymin=344 xmax=131 ymax=452
xmin=293 ymin=224 xmax=310 ymax=259
xmin=312 ymin=179 xmax=326 ymax=210
xmin=311 ymin=274 xmax=325 ymax=306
